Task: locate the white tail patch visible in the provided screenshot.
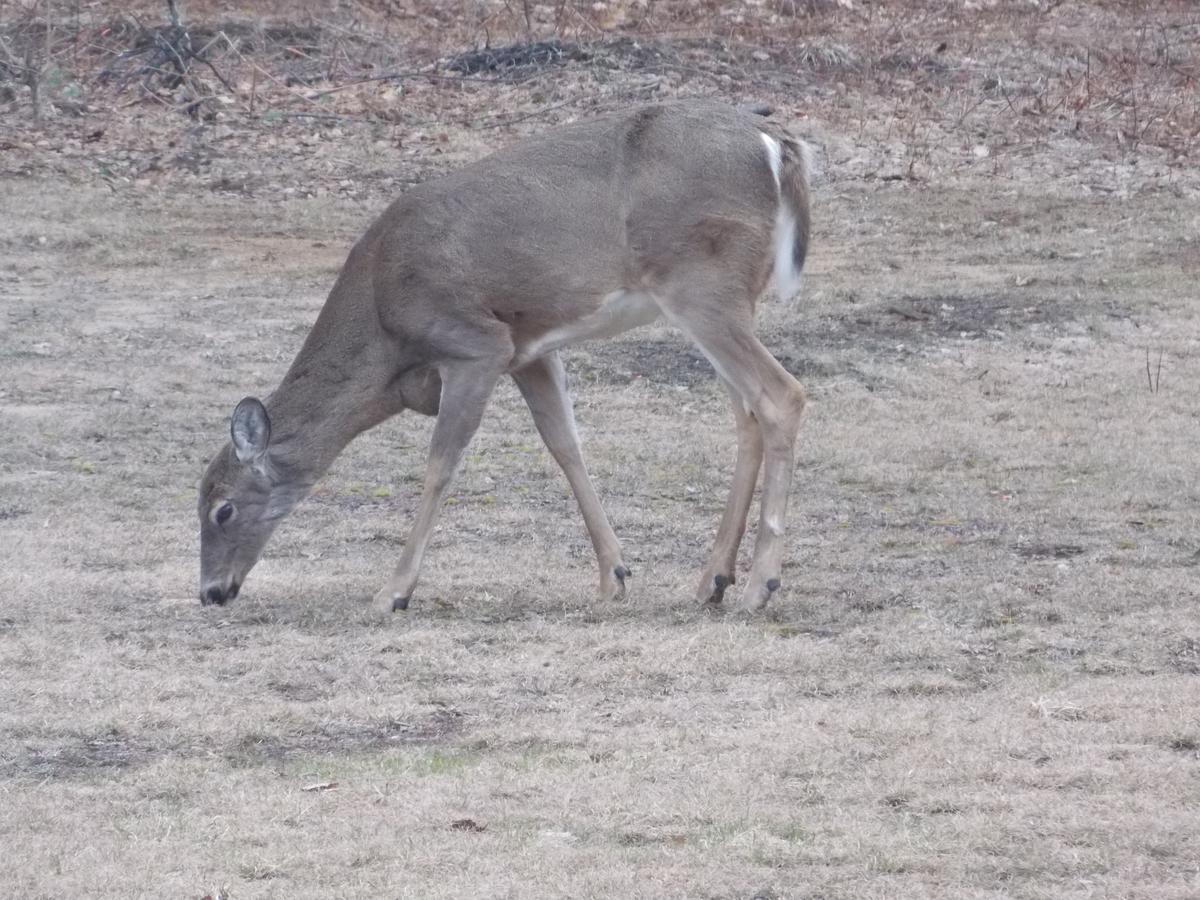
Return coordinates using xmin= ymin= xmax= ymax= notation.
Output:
xmin=761 ymin=131 xmax=783 ymax=189
xmin=760 ymin=132 xmax=804 ymax=301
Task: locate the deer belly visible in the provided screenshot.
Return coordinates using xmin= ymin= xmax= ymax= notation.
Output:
xmin=512 ymin=289 xmax=662 ymax=369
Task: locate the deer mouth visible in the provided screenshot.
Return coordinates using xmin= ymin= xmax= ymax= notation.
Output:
xmin=201 ymin=580 xmax=240 ymax=606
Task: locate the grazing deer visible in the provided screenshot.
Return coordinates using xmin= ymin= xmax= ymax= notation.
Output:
xmin=197 ymin=100 xmax=812 ymax=614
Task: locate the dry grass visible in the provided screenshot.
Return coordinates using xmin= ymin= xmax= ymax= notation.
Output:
xmin=3 ymin=2 xmax=1200 ymax=898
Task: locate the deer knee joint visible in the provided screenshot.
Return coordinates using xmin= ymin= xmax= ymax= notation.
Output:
xmin=758 ymin=387 xmax=805 ymax=441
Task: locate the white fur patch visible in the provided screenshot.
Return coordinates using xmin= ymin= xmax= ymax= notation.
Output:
xmin=760 ymin=132 xmax=783 ymax=190
xmin=772 ymin=203 xmax=803 ymax=301
xmin=760 ymin=132 xmax=803 ymax=301
xmin=515 ymin=289 xmax=661 ymax=368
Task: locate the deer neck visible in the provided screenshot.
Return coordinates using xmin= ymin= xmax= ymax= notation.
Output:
xmin=261 ymin=320 xmax=397 ymax=494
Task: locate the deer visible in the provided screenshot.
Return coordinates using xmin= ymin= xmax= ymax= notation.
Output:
xmin=197 ymin=100 xmax=812 ymax=615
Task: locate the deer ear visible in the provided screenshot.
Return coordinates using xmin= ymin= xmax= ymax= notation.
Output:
xmin=231 ymin=397 xmax=271 ymax=464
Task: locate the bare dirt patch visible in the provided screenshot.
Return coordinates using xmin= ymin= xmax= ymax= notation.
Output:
xmin=5 ymin=708 xmax=466 ymax=779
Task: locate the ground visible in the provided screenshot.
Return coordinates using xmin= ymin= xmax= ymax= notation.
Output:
xmin=1 ymin=2 xmax=1199 ymax=898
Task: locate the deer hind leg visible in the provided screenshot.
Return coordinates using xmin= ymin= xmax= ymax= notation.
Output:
xmin=372 ymin=354 xmax=508 ymax=614
xmin=512 ymin=351 xmax=630 ymax=602
xmin=661 ymin=296 xmax=806 ymax=613
xmin=696 ymin=378 xmax=764 ymax=606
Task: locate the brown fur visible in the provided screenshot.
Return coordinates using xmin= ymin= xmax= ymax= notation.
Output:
xmin=197 ymin=100 xmax=813 ymax=614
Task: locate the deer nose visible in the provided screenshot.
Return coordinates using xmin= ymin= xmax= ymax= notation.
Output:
xmin=203 ymin=586 xmax=226 ymax=606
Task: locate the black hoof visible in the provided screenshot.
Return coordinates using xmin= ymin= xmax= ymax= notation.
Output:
xmin=707 ymin=573 xmax=733 ymax=605
xmin=392 ymin=595 xmax=410 ymax=611
xmin=614 ymin=565 xmax=632 ymax=585
xmin=765 ymin=577 xmax=781 ymax=593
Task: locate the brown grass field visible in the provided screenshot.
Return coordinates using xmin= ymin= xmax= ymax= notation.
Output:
xmin=1 ymin=1 xmax=1199 ymax=897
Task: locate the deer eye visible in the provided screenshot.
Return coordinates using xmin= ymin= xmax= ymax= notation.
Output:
xmin=213 ymin=502 xmax=236 ymax=526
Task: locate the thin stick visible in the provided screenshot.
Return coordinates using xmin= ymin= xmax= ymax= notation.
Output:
xmin=198 ymin=55 xmax=236 ymax=95
xmin=307 ymin=67 xmax=554 ymax=99
xmin=245 ymin=58 xmax=322 ymax=107
xmin=999 ymin=82 xmax=1020 ymax=117
xmin=274 ymin=111 xmax=346 ymax=121
xmin=153 ymin=27 xmax=190 ymax=83
xmin=214 ymin=31 xmax=322 ymax=110
xmin=522 ymin=0 xmax=534 ymax=41
xmin=121 ymin=86 xmax=172 ymax=109
xmin=472 ymin=99 xmax=573 ymax=129
xmin=0 ymin=35 xmax=22 ymax=71
xmin=24 ymin=38 xmax=39 ymax=123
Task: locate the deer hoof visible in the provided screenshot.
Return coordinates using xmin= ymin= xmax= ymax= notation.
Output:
xmin=739 ymin=576 xmax=780 ymax=612
xmin=372 ymin=587 xmax=411 ymax=615
xmin=698 ymin=572 xmax=733 ymax=607
xmin=601 ymin=564 xmax=631 ymax=602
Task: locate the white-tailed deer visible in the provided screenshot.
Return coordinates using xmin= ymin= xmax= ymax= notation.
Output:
xmin=198 ymin=100 xmax=812 ymax=614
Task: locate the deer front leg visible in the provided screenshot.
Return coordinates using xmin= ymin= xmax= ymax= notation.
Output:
xmin=372 ymin=359 xmax=504 ymax=614
xmin=696 ymin=380 xmax=763 ymax=606
xmin=512 ymin=352 xmax=630 ymax=602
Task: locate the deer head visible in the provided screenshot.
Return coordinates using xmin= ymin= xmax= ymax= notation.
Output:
xmin=197 ymin=397 xmax=285 ymax=605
